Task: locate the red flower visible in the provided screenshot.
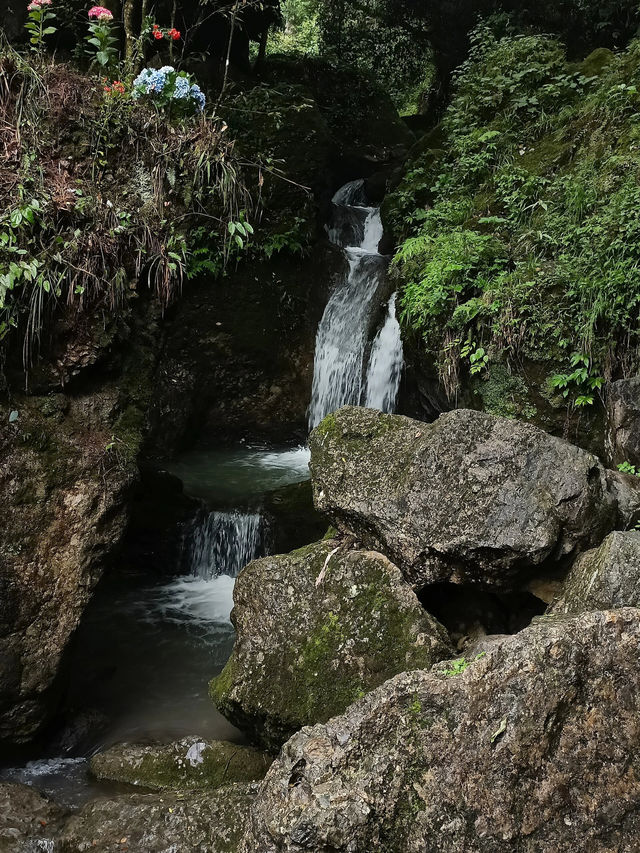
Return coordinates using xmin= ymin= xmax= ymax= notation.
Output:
xmin=168 ymin=27 xmax=181 ymax=41
xmin=153 ymin=29 xmax=163 ymax=39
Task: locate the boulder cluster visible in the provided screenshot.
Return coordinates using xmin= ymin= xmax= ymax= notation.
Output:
xmin=6 ymin=404 xmax=640 ymax=852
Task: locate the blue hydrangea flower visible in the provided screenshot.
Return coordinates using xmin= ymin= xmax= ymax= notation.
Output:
xmin=190 ymin=83 xmax=206 ymax=112
xmin=174 ymin=75 xmax=191 ymax=100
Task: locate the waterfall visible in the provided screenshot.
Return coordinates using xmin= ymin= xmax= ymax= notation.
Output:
xmin=364 ymin=293 xmax=404 ymax=413
xmin=308 ymin=179 xmax=404 ymax=430
xmin=183 ymin=510 xmax=265 ymax=579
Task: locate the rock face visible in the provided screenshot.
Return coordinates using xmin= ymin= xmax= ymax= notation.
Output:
xmin=0 ymin=393 xmax=137 ymax=745
xmin=605 ymin=377 xmax=640 ymax=468
xmin=550 ymin=531 xmax=640 ymax=615
xmin=309 ymin=407 xmax=639 ymax=591
xmin=58 ymin=784 xmax=253 ymax=853
xmin=210 ymin=539 xmax=452 ymax=750
xmin=0 ymin=783 xmax=65 ymax=853
xmin=242 ymin=609 xmax=640 ymax=853
xmin=90 ymin=737 xmax=272 ymax=791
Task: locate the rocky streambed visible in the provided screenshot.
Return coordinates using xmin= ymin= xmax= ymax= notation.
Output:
xmin=4 ymin=403 xmax=640 ymax=851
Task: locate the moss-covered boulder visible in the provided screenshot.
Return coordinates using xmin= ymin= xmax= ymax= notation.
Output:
xmin=58 ymin=784 xmax=252 ymax=853
xmin=89 ymin=738 xmax=272 ymax=792
xmin=549 ymin=531 xmax=640 ymax=615
xmin=309 ymin=407 xmax=640 ymax=592
xmin=210 ymin=539 xmax=452 ymax=751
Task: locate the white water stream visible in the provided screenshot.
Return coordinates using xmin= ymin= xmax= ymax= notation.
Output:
xmin=308 ymin=179 xmax=404 ymax=429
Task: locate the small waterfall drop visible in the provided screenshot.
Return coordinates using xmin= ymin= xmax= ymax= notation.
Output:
xmin=162 ymin=509 xmax=266 ymax=625
xmin=364 ymin=293 xmax=404 ymax=413
xmin=185 ymin=510 xmax=265 ymax=580
xmin=309 ymin=179 xmax=404 ymax=430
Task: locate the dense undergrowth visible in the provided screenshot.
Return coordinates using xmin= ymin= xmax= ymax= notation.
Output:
xmin=387 ymin=26 xmax=640 ymax=410
xmin=0 ymin=43 xmax=257 ymax=378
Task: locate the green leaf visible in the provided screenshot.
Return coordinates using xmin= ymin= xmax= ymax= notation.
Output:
xmin=87 ymin=37 xmax=102 ymax=48
xmin=96 ymin=51 xmax=110 ymax=65
xmin=42 ymin=26 xmax=57 ymax=34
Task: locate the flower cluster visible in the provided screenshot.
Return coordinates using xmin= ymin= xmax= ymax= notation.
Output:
xmin=27 ymin=0 xmax=51 ymax=9
xmin=103 ymin=79 xmax=125 ymax=96
xmin=88 ymin=5 xmax=112 ymax=20
xmin=132 ymin=66 xmax=206 ymax=114
xmin=133 ymin=65 xmax=173 ymax=95
xmin=151 ymin=22 xmax=181 ymax=41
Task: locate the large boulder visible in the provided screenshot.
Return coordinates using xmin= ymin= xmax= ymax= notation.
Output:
xmin=90 ymin=737 xmax=272 ymax=791
xmin=210 ymin=539 xmax=452 ymax=751
xmin=309 ymin=407 xmax=640 ymax=591
xmin=242 ymin=609 xmax=640 ymax=853
xmin=0 ymin=392 xmax=138 ymax=745
xmin=605 ymin=377 xmax=640 ymax=469
xmin=549 ymin=531 xmax=640 ymax=615
xmin=58 ymin=784 xmax=253 ymax=853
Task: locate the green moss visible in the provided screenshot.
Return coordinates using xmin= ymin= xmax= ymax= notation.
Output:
xmin=90 ymin=740 xmax=271 ymax=791
xmin=209 ymin=655 xmax=238 ymax=707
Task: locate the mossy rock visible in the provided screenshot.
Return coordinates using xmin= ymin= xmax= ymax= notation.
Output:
xmin=89 ymin=738 xmax=272 ymax=791
xmin=210 ymin=539 xmax=452 ymax=751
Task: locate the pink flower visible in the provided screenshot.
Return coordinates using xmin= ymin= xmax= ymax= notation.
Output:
xmin=88 ymin=5 xmax=112 ymax=20
xmin=27 ymin=0 xmax=52 ymax=8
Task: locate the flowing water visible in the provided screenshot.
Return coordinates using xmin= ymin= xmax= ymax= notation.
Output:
xmin=309 ymin=179 xmax=404 ymax=429
xmin=364 ymin=293 xmax=404 ymax=413
xmin=0 ymin=444 xmax=311 ymax=807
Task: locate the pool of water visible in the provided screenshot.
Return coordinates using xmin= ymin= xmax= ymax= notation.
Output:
xmin=0 ymin=443 xmax=312 ymax=807
xmin=165 ymin=444 xmax=311 ymax=506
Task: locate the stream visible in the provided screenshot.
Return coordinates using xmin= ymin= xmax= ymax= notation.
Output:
xmin=0 ymin=179 xmax=403 ymax=808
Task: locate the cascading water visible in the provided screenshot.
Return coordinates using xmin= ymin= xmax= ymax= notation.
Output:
xmin=184 ymin=510 xmax=265 ymax=580
xmin=364 ymin=293 xmax=404 ymax=413
xmin=308 ymin=179 xmax=404 ymax=430
xmin=160 ymin=509 xmax=266 ymax=626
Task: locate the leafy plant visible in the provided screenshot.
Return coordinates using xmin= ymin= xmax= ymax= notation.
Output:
xmin=617 ymin=461 xmax=640 ymax=477
xmin=24 ymin=0 xmax=57 ymax=54
xmin=550 ymin=353 xmax=604 ymax=408
xmin=86 ymin=5 xmax=119 ymax=71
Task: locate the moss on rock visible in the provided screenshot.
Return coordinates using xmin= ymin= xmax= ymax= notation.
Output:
xmin=210 ymin=539 xmax=452 ymax=751
xmin=89 ymin=738 xmax=272 ymax=791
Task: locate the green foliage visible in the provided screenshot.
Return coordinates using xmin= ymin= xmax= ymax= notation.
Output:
xmin=268 ymin=0 xmax=320 ymax=56
xmin=390 ymin=27 xmax=640 ymax=398
xmin=618 ymin=461 xmax=640 ymax=477
xmin=86 ymin=14 xmax=119 ymax=71
xmin=0 ymin=48 xmax=252 ymax=371
xmin=25 ymin=1 xmax=58 ymax=54
xmin=549 ymin=353 xmax=604 ymax=409
xmin=317 ymin=0 xmax=433 ymax=112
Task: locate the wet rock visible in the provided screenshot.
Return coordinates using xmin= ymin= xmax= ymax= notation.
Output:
xmin=242 ymin=609 xmax=640 ymax=853
xmin=309 ymin=407 xmax=640 ymax=591
xmin=550 ymin=531 xmax=640 ymax=615
xmin=0 ymin=393 xmax=137 ymax=746
xmin=58 ymin=783 xmax=253 ymax=853
xmin=210 ymin=539 xmax=452 ymax=751
xmin=605 ymin=376 xmax=640 ymax=468
xmin=90 ymin=737 xmax=272 ymax=791
xmin=0 ymin=782 xmax=65 ymax=853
